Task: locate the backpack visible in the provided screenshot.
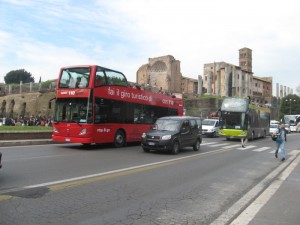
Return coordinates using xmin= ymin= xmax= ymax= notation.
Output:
xmin=271 ymin=133 xmax=278 ymax=141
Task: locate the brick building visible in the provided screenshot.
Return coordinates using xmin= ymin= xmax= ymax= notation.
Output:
xmin=136 ymin=55 xmax=198 ymax=95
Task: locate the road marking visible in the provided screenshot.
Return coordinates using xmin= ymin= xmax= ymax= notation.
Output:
xmin=0 ymin=195 xmax=13 ymax=201
xmin=229 ymin=151 xmax=300 ymax=225
xmin=209 ymin=143 xmax=229 ymax=147
xmin=222 ymin=144 xmax=241 ymax=149
xmin=212 ymin=150 xmax=300 ymax=225
xmin=236 ymin=145 xmax=256 ymax=150
xmin=200 ymin=142 xmax=218 ymax=145
xmin=0 ymin=148 xmax=234 ymax=199
xmin=253 ymin=147 xmax=272 ymax=152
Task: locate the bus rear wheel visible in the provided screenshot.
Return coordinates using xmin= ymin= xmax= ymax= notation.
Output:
xmin=114 ymin=130 xmax=126 ymax=148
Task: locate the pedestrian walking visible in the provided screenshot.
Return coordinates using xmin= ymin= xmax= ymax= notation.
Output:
xmin=241 ymin=136 xmax=248 ymax=148
xmin=274 ymin=123 xmax=287 ymax=161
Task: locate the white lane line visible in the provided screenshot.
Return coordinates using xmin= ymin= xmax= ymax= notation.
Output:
xmin=212 ymin=150 xmax=300 ymax=225
xmin=209 ymin=143 xmax=230 ymax=147
xmin=0 ymin=148 xmax=234 ymax=195
xmin=253 ymin=147 xmax=272 ymax=152
xmin=236 ymin=145 xmax=256 ymax=150
xmin=222 ymin=144 xmax=241 ymax=149
xmin=200 ymin=142 xmax=218 ymax=146
xmin=230 ymin=151 xmax=300 ymax=225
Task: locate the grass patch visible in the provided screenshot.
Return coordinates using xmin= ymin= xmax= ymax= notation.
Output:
xmin=0 ymin=126 xmax=52 ymax=131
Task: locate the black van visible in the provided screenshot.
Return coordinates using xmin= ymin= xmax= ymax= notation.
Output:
xmin=141 ymin=116 xmax=202 ymax=154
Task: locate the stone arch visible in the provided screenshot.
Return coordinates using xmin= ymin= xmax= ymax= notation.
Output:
xmin=20 ymin=102 xmax=26 ymax=118
xmin=1 ymin=100 xmax=6 ymax=117
xmin=8 ymin=99 xmax=15 ymax=118
xmin=150 ymin=61 xmax=167 ymax=72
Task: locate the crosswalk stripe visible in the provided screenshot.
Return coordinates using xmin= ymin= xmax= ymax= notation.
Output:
xmin=253 ymin=147 xmax=271 ymax=152
xmin=269 ymin=150 xmax=276 ymax=153
xmin=222 ymin=144 xmax=241 ymax=149
xmin=209 ymin=143 xmax=230 ymax=147
xmin=237 ymin=145 xmax=256 ymax=150
xmin=201 ymin=142 xmax=218 ymax=146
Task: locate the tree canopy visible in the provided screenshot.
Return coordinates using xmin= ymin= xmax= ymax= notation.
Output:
xmin=280 ymin=94 xmax=300 ymax=116
xmin=4 ymin=69 xmax=35 ymax=84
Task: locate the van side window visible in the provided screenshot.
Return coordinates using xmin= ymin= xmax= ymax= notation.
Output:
xmin=182 ymin=120 xmax=190 ymax=130
xmin=190 ymin=119 xmax=196 ymax=128
xmin=196 ymin=119 xmax=202 ymax=128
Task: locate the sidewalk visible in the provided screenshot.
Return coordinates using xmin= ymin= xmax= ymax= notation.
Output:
xmin=231 ymin=150 xmax=300 ymax=225
xmin=0 ymin=139 xmax=55 ymax=147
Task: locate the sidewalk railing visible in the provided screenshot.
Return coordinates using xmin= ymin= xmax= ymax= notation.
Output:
xmin=0 ymin=81 xmax=56 ymax=96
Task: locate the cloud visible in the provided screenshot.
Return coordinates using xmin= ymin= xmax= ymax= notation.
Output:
xmin=0 ymin=0 xmax=300 ymax=94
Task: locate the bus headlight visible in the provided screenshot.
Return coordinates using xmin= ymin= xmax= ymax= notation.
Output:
xmin=79 ymin=128 xmax=87 ymax=135
xmin=162 ymin=135 xmax=171 ymax=140
xmin=218 ymin=130 xmax=225 ymax=135
xmin=142 ymin=133 xmax=146 ymax=138
xmin=238 ymin=131 xmax=247 ymax=136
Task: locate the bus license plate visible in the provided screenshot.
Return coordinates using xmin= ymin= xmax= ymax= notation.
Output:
xmin=65 ymin=138 xmax=70 ymax=142
xmin=148 ymin=142 xmax=155 ymax=146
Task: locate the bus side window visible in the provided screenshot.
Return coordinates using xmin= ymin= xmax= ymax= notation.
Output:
xmin=95 ymin=74 xmax=106 ymax=86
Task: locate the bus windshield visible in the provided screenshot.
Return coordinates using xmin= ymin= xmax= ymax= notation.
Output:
xmin=220 ymin=111 xmax=247 ymax=130
xmin=59 ymin=67 xmax=90 ymax=88
xmin=54 ymin=98 xmax=92 ymax=123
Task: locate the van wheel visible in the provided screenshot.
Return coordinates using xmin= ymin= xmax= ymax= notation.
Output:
xmin=171 ymin=141 xmax=180 ymax=155
xmin=193 ymin=139 xmax=200 ymax=151
xmin=212 ymin=131 xmax=217 ymax=138
xmin=114 ymin=130 xmax=126 ymax=148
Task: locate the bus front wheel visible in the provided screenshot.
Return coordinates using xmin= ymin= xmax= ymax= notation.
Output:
xmin=114 ymin=130 xmax=126 ymax=148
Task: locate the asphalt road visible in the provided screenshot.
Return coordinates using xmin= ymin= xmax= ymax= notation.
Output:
xmin=0 ymin=134 xmax=299 ymax=225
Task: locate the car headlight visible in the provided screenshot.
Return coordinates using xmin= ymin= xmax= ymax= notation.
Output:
xmin=53 ymin=127 xmax=58 ymax=133
xmin=162 ymin=135 xmax=171 ymax=140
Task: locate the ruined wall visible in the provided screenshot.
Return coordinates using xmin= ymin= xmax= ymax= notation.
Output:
xmin=0 ymin=91 xmax=56 ymax=119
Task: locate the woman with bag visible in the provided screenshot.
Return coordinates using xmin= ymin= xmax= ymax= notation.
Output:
xmin=274 ymin=123 xmax=287 ymax=161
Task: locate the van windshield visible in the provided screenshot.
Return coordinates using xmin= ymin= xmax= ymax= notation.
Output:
xmin=153 ymin=119 xmax=180 ymax=132
xmin=202 ymin=120 xmax=216 ymax=126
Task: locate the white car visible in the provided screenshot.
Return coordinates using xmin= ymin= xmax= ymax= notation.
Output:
xmin=202 ymin=119 xmax=219 ymax=137
xmin=285 ymin=124 xmax=291 ymax=133
xmin=269 ymin=123 xmax=279 ymax=135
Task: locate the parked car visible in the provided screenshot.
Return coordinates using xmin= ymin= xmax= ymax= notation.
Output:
xmin=269 ymin=123 xmax=279 ymax=134
xmin=141 ymin=116 xmax=202 ymax=154
xmin=202 ymin=119 xmax=219 ymax=137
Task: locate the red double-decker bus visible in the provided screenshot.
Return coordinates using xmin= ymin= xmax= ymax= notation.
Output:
xmin=51 ymin=65 xmax=183 ymax=147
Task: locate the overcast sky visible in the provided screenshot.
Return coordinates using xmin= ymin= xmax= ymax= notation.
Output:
xmin=1 ymin=0 xmax=299 ymax=95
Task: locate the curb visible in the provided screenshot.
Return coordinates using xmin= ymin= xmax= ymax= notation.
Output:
xmin=0 ymin=139 xmax=55 ymax=147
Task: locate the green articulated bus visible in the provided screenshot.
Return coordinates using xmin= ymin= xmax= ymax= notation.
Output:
xmin=218 ymin=97 xmax=270 ymax=140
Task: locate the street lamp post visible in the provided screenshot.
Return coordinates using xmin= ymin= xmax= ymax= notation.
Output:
xmin=286 ymin=99 xmax=296 ymax=114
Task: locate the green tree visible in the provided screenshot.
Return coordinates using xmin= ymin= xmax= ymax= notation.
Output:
xmin=280 ymin=94 xmax=300 ymax=117
xmin=4 ymin=69 xmax=35 ymax=84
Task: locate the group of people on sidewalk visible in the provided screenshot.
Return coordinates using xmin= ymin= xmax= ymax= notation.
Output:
xmin=240 ymin=123 xmax=287 ymax=161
